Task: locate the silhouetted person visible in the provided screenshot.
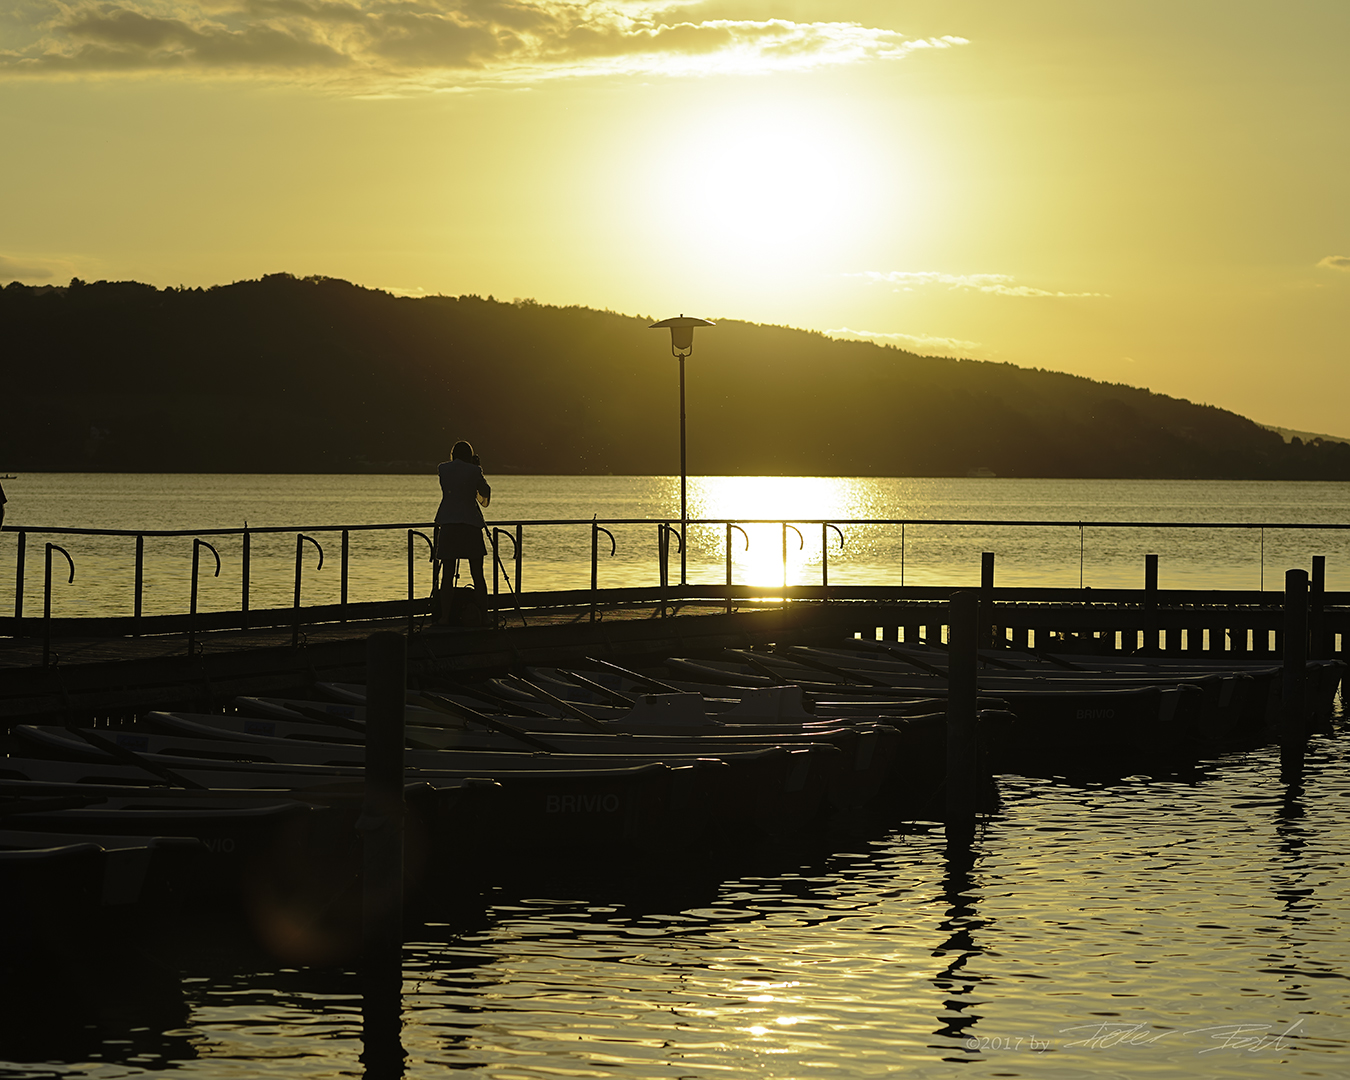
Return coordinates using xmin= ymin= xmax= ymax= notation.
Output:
xmin=0 ymin=479 xmax=6 ymax=530
xmin=434 ymin=441 xmax=491 ymax=625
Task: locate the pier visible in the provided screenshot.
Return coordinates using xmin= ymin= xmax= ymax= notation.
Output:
xmin=2 ymin=565 xmax=1347 ymax=724
xmin=3 ymin=508 xmax=1350 ymax=723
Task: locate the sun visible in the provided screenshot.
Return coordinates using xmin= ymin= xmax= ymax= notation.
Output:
xmin=636 ymin=96 xmax=885 ymax=274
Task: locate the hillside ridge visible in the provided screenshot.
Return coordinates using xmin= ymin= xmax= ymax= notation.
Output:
xmin=4 ymin=274 xmax=1348 ymax=480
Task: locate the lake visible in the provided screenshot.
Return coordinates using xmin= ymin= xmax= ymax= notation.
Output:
xmin=1 ymin=474 xmax=1348 ymax=1078
xmin=5 ymin=744 xmax=1347 ymax=1079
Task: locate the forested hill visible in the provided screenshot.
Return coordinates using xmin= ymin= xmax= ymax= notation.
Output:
xmin=4 ymin=273 xmax=1346 ymax=479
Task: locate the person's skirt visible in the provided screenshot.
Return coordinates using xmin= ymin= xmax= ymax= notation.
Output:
xmin=436 ymin=522 xmax=485 ymax=560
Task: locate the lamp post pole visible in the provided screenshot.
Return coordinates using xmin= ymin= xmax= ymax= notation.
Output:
xmin=650 ymin=315 xmax=714 ymax=587
xmin=678 ymin=351 xmax=687 ymax=584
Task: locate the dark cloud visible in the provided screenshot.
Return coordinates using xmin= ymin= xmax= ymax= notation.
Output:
xmin=1317 ymin=255 xmax=1350 ymax=273
xmin=0 ymin=1 xmax=964 ymax=88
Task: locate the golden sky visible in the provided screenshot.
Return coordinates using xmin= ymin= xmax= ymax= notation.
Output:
xmin=2 ymin=1 xmax=1346 ymax=436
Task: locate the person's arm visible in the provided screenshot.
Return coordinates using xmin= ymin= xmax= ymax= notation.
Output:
xmin=477 ymin=471 xmax=491 ymax=508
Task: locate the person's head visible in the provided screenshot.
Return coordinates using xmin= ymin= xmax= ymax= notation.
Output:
xmin=451 ymin=440 xmax=475 ymax=462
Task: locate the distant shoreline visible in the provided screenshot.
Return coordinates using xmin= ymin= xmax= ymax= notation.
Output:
xmin=3 ymin=469 xmax=1350 ymax=483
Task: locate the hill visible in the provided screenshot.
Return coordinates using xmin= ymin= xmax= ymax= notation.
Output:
xmin=4 ymin=273 xmax=1348 ymax=479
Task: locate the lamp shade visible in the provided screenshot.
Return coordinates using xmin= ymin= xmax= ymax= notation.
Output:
xmin=650 ymin=315 xmax=715 ymax=355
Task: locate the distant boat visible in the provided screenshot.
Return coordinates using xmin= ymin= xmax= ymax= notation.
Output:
xmin=966 ymin=467 xmax=997 ymax=478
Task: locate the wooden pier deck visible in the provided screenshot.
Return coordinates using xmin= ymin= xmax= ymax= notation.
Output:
xmin=3 ymin=580 xmax=1348 ymax=725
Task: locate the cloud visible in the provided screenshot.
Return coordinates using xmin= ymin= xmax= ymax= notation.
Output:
xmin=826 ymin=326 xmax=982 ymax=357
xmin=0 ymin=253 xmax=65 ymax=281
xmin=1317 ymin=255 xmax=1350 ymax=273
xmin=0 ymin=2 xmax=967 ymax=89
xmin=849 ymin=269 xmax=1107 ymax=298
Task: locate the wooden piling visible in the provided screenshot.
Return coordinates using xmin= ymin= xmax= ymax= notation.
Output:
xmin=946 ymin=592 xmax=979 ymax=823
xmin=1281 ymin=569 xmax=1308 ymax=779
xmin=1144 ymin=554 xmax=1158 ymax=655
xmin=363 ymin=630 xmax=406 ymax=967
xmin=1310 ymin=555 xmax=1326 ymax=661
xmin=981 ymin=552 xmax=995 ymax=648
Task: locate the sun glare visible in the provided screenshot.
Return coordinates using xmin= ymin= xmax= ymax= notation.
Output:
xmin=638 ymin=99 xmax=884 ymax=274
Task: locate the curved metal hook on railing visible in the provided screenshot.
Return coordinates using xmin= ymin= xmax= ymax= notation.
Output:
xmin=821 ymin=523 xmax=844 ymax=588
xmin=592 ymin=519 xmax=617 ymax=559
xmin=193 ymin=538 xmax=222 ymax=580
xmin=299 ymin=533 xmax=324 ymax=572
xmin=43 ymin=543 xmax=75 ymax=667
xmin=491 ymin=527 xmax=519 ymax=593
xmin=782 ymin=523 xmax=804 ymax=588
xmin=658 ymin=522 xmax=683 ymax=554
xmin=46 ymin=543 xmax=75 ymax=587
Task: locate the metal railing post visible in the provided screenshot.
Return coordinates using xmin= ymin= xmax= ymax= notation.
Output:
xmin=822 ymin=523 xmax=843 ymax=588
xmin=661 ymin=524 xmax=669 ymax=589
xmin=492 ymin=528 xmax=500 ymax=609
xmin=341 ymin=529 xmax=350 ymax=622
xmin=133 ymin=533 xmax=144 ymax=629
xmin=14 ymin=529 xmax=25 ymax=618
xmin=189 ymin=539 xmax=221 ymax=655
xmin=293 ymin=534 xmax=323 ymax=647
xmin=723 ymin=523 xmax=734 ymax=599
xmin=781 ymin=523 xmax=803 ymax=591
xmin=725 ymin=523 xmax=748 ymax=614
xmin=43 ymin=543 xmax=75 ymax=667
xmin=590 ymin=520 xmax=615 ymax=623
xmin=241 ymin=529 xmax=251 ymax=629
xmin=514 ymin=524 xmax=523 ymax=595
xmin=658 ymin=523 xmax=681 ymax=616
xmin=490 ymin=527 xmax=519 ymax=628
xmin=407 ymin=530 xmax=433 ymax=634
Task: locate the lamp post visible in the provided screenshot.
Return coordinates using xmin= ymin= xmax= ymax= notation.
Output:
xmin=650 ymin=314 xmax=714 ymax=585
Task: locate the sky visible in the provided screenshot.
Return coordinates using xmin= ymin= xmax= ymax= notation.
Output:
xmin=2 ymin=1 xmax=1347 ymax=436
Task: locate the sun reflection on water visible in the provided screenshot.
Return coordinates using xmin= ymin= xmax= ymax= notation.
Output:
xmin=688 ymin=476 xmax=879 ymax=586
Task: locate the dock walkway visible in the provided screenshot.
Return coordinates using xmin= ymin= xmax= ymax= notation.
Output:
xmin=3 ymin=581 xmax=1347 ymax=725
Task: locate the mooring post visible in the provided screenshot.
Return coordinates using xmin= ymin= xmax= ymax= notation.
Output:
xmin=946 ymin=591 xmax=979 ymax=823
xmin=1144 ymin=554 xmax=1159 ymax=655
xmin=360 ymin=632 xmax=407 ymax=1073
xmin=981 ymin=551 xmax=995 ymax=648
xmin=363 ymin=630 xmax=406 ymax=968
xmin=1281 ymin=569 xmax=1309 ymax=779
xmin=1309 ymin=555 xmax=1326 ymax=661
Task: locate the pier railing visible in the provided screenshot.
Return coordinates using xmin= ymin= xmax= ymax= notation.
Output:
xmin=3 ymin=517 xmax=1350 ymax=663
